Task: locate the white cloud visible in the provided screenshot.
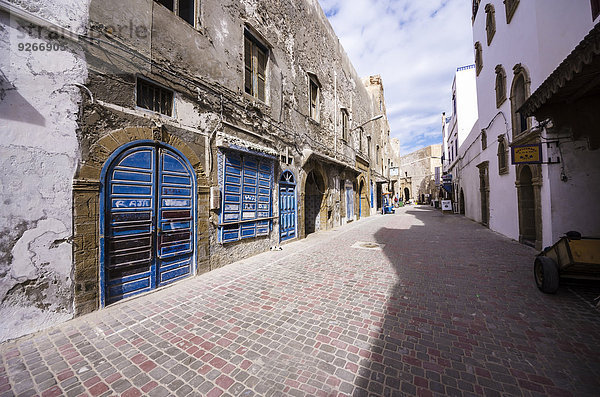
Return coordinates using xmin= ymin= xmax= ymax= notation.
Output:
xmin=318 ymin=0 xmax=473 ymax=155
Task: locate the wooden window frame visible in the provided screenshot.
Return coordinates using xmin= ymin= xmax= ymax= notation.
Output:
xmin=472 ymin=0 xmax=481 ymax=22
xmin=504 ymin=0 xmax=519 ymax=24
xmin=485 ymin=4 xmax=496 ymax=46
xmin=475 ymin=42 xmax=483 ymax=76
xmin=154 ymin=0 xmax=198 ymax=27
xmin=481 ymin=130 xmax=487 ymax=150
xmin=341 ymin=108 xmax=349 ymax=142
xmin=510 ymin=64 xmax=531 ymax=138
xmin=495 ymin=65 xmax=507 ymax=108
xmin=308 ymin=74 xmax=321 ymax=122
xmin=244 ymin=30 xmax=268 ymax=103
xmin=592 ymin=0 xmax=600 ymax=20
xmin=498 ymin=136 xmax=509 ymax=175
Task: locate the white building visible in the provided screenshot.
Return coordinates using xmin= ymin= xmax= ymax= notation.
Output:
xmin=450 ymin=1 xmax=599 ymax=249
xmin=441 ymin=65 xmax=478 ymax=213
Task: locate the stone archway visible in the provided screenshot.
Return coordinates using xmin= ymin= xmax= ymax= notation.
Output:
xmin=72 ymin=127 xmax=209 ymax=315
xmin=404 ymin=187 xmax=410 ymax=202
xmin=303 ymin=169 xmax=326 ymax=237
xmin=459 ymin=188 xmax=466 ymax=215
xmin=516 ymin=164 xmax=542 ymax=249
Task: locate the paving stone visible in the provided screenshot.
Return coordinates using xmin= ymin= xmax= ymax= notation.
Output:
xmin=1 ymin=208 xmax=599 ymax=397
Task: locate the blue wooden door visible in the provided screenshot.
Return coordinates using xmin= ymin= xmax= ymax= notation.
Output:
xmin=279 ymin=171 xmax=296 ymax=241
xmin=346 ymin=187 xmax=354 ymax=220
xmin=105 ymin=144 xmax=194 ymax=304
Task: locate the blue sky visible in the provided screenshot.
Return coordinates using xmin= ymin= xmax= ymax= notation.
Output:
xmin=317 ymin=0 xmax=474 ymax=155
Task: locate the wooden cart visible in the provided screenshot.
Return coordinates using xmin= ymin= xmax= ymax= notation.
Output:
xmin=534 ymin=233 xmax=600 ymax=293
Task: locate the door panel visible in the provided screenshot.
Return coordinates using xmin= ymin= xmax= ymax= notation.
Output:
xmin=156 ymin=149 xmax=193 ymax=285
xmin=106 ymin=146 xmax=155 ymax=303
xmin=105 ymin=145 xmax=195 ymax=304
xmin=279 ymin=185 xmax=296 ymax=241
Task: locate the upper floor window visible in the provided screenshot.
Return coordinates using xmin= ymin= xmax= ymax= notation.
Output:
xmin=481 ymin=130 xmax=487 ymax=150
xmin=308 ymin=73 xmax=321 ymax=121
xmin=592 ymin=0 xmax=600 ymax=20
xmin=495 ymin=65 xmax=507 ymax=108
xmin=244 ymin=30 xmax=268 ymax=102
xmin=154 ymin=0 xmax=196 ymax=26
xmin=341 ymin=108 xmax=349 ymax=141
xmin=504 ymin=0 xmax=519 ymax=24
xmin=498 ymin=136 xmax=508 ymax=175
xmin=472 ymin=0 xmax=481 ymax=21
xmin=452 ymin=92 xmax=457 ymax=116
xmin=485 ymin=4 xmax=496 ymax=45
xmin=475 ymin=42 xmax=483 ymax=76
xmin=359 ymin=128 xmax=363 ymax=152
xmin=136 ymin=78 xmax=173 ymax=116
xmin=367 ymin=136 xmax=372 ymax=157
xmin=510 ymin=64 xmax=531 ymax=137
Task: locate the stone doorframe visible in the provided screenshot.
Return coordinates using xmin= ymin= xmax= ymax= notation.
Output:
xmin=356 ymin=175 xmax=368 ymax=219
xmin=72 ymin=127 xmax=210 ymax=316
xmin=477 ymin=161 xmax=490 ymax=226
xmin=299 ymin=162 xmax=328 ymax=239
xmin=515 ymin=163 xmax=543 ymax=250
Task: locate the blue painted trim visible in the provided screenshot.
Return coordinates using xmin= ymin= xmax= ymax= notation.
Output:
xmin=278 ymin=170 xmax=297 ymax=242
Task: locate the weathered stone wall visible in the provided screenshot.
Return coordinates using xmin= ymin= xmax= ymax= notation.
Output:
xmin=398 ymin=145 xmax=442 ymax=202
xmin=83 ymin=0 xmax=384 ymax=266
xmin=0 ymin=0 xmax=395 ymax=340
xmin=0 ymin=0 xmax=90 ymax=341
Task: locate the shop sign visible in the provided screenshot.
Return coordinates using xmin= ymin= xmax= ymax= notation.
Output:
xmin=511 ymin=143 xmax=542 ymax=164
xmin=441 ymin=200 xmax=452 ymax=211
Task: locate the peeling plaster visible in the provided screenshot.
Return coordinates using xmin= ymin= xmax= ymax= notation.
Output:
xmin=11 ymin=218 xmax=71 ymax=282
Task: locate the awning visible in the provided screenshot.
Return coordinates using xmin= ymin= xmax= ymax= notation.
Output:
xmin=301 ymin=149 xmax=361 ymax=175
xmin=216 ymin=133 xmax=278 ymax=159
xmin=519 ymin=23 xmax=600 ymax=148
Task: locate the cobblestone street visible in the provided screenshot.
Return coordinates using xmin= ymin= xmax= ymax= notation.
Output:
xmin=1 ymin=206 xmax=599 ymax=397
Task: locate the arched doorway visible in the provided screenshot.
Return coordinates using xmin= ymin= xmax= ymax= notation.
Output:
xmin=404 ymin=187 xmax=410 ymax=202
xmin=305 ymin=170 xmax=324 ymax=236
xmin=459 ymin=188 xmax=465 ymax=215
xmin=358 ymin=179 xmax=367 ymax=218
xmin=101 ymin=141 xmax=196 ymax=305
xmin=478 ymin=162 xmax=490 ymax=226
xmin=518 ymin=165 xmax=536 ymax=246
xmin=279 ymin=170 xmax=297 ymax=241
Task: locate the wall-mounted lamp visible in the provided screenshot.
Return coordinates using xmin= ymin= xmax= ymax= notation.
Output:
xmin=351 ymin=114 xmax=384 ymax=131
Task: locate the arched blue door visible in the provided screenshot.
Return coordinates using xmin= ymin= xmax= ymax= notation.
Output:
xmin=279 ymin=171 xmax=296 ymax=241
xmin=103 ymin=143 xmax=195 ymax=305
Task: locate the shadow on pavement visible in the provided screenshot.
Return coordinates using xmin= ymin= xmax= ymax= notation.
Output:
xmin=353 ymin=206 xmax=600 ymax=397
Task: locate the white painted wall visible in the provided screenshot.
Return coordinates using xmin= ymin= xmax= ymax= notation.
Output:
xmin=0 ymin=1 xmax=90 ymax=342
xmin=453 ymin=121 xmax=482 ymax=221
xmin=454 ymin=66 xmax=478 ymax=147
xmin=548 ymin=140 xmax=600 ymax=242
xmin=464 ymin=0 xmax=598 ymax=247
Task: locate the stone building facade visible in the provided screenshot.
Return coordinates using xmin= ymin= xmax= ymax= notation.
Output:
xmin=0 ymin=0 xmax=395 ymax=341
xmin=397 ymin=145 xmax=442 ymax=204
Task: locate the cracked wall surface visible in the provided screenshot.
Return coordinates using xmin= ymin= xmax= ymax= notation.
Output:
xmin=1 ymin=0 xmax=395 ymax=340
xmin=0 ymin=0 xmax=90 ymax=342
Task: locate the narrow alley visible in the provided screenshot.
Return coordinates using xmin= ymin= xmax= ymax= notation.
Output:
xmin=1 ymin=206 xmax=599 ymax=397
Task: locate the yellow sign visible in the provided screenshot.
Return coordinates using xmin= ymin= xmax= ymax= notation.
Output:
xmin=511 ymin=144 xmax=542 ymax=164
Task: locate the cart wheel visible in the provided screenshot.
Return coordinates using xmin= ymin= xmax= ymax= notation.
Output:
xmin=534 ymin=256 xmax=559 ymax=294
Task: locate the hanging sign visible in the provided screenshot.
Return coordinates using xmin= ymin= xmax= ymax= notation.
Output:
xmin=511 ymin=143 xmax=542 ymax=164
